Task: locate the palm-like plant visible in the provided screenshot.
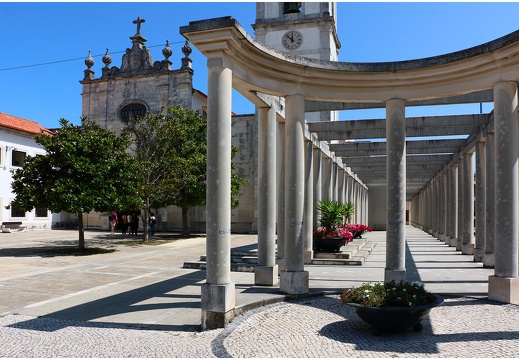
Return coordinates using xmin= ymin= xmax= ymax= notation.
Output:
xmin=343 ymin=202 xmax=356 ymax=223
xmin=316 ymin=199 xmax=347 ymax=232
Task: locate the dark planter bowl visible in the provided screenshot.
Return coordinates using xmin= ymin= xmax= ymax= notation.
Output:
xmin=313 ymin=236 xmax=345 ymax=252
xmin=346 ymin=294 xmax=444 ymax=334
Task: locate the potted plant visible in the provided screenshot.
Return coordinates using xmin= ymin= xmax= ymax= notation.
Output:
xmin=343 ymin=201 xmax=356 ymax=223
xmin=313 ymin=199 xmax=353 ymax=252
xmin=340 ymin=280 xmax=444 ymax=334
xmin=345 ymin=223 xmax=373 ymax=239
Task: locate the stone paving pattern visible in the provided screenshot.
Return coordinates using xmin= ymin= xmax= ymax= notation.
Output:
xmin=1 ymin=227 xmax=518 ymax=357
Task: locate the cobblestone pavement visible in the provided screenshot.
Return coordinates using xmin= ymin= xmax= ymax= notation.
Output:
xmin=2 ymin=295 xmax=519 ymax=358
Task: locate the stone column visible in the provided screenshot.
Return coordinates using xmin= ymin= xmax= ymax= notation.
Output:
xmin=439 ymin=174 xmax=447 ymax=241
xmin=489 ymin=81 xmax=519 ymax=303
xmin=448 ymin=165 xmax=458 ymax=247
xmin=484 ymin=132 xmax=496 ymax=268
xmin=303 ymin=138 xmax=314 ymax=264
xmin=474 ymin=141 xmax=487 ymax=262
xmin=385 ymin=99 xmax=406 ymax=282
xmin=255 ymin=106 xmax=278 ymax=285
xmin=444 ymin=171 xmax=451 ymax=243
xmin=322 ymin=157 xmax=332 ymax=201
xmin=313 ymin=148 xmax=322 ymax=231
xmin=338 ymin=167 xmax=345 ymax=205
xmin=462 ymin=152 xmax=475 ymax=255
xmin=277 ymin=122 xmax=286 ymax=270
xmin=457 ymin=158 xmax=464 ymax=251
xmin=280 ymin=94 xmax=309 ymax=294
xmin=202 ymin=58 xmax=234 ymax=330
xmin=332 ymin=162 xmax=339 ymax=201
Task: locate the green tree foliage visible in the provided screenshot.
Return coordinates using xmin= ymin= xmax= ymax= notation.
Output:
xmin=128 ymin=105 xmax=247 ymax=237
xmin=10 ymin=118 xmax=142 ymax=248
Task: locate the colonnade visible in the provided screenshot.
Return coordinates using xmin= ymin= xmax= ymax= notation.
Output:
xmin=201 ymin=58 xmax=371 ymax=329
xmin=411 ymin=81 xmax=519 ymax=306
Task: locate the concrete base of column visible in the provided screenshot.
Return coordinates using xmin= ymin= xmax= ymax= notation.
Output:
xmin=456 ymin=239 xmax=462 ymax=251
xmin=473 ymin=248 xmax=484 ymax=262
xmin=483 ymin=253 xmax=495 ymax=268
xmin=438 ymin=233 xmax=446 ymax=242
xmin=201 ymin=282 xmax=235 ymax=330
xmin=254 ymin=265 xmax=279 ymax=286
xmin=280 ymin=270 xmax=309 ymax=294
xmin=384 ymin=268 xmax=406 ymax=283
xmin=446 ymin=237 xmax=457 ymax=247
xmin=304 ymin=250 xmax=313 ymax=264
xmin=462 ymin=243 xmax=475 ymax=255
xmin=488 ymin=275 xmax=519 ymax=304
xmin=433 ymin=231 xmax=439 ymax=239
xmin=276 ymin=258 xmax=285 ymax=271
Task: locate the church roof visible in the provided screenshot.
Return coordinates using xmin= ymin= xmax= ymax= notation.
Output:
xmin=0 ymin=112 xmax=53 ymax=136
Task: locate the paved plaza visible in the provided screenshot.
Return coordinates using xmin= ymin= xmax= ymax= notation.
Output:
xmin=1 ymin=226 xmax=519 ymax=357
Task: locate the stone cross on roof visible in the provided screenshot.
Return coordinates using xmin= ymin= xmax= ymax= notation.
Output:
xmin=133 ymin=17 xmax=145 ymax=35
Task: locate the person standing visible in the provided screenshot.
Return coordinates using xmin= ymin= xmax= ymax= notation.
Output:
xmin=121 ymin=213 xmax=128 ymax=236
xmin=109 ymin=211 xmax=118 ymax=235
xmin=132 ymin=211 xmax=139 ymax=236
xmin=149 ymin=212 xmax=156 ymax=236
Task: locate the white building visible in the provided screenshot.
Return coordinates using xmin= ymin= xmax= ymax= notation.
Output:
xmin=0 ymin=112 xmax=54 ymax=230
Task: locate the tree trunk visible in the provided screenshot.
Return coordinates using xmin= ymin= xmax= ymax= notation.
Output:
xmin=182 ymin=207 xmax=189 ymax=236
xmin=142 ymin=211 xmax=149 ymax=243
xmin=78 ymin=212 xmax=85 ymax=249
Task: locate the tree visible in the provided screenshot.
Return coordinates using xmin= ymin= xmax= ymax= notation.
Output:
xmin=128 ymin=104 xmax=247 ymax=238
xmin=9 ymin=118 xmax=142 ymax=249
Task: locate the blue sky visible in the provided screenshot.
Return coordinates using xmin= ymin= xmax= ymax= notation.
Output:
xmin=2 ymin=1 xmax=519 ymax=129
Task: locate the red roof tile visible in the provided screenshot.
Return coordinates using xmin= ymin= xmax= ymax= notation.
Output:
xmin=0 ymin=112 xmax=53 ymax=136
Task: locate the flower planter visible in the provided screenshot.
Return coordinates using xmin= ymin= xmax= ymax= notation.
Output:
xmin=313 ymin=236 xmax=345 ymax=252
xmin=346 ymin=294 xmax=444 ymax=334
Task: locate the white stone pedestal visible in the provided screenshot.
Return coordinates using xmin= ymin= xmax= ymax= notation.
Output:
xmin=254 ymin=265 xmax=279 ymax=286
xmin=488 ymin=276 xmax=519 ymax=304
xmin=201 ymin=282 xmax=235 ymax=330
xmin=280 ymin=270 xmax=309 ymax=294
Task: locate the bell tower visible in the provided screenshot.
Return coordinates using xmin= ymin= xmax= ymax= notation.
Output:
xmin=253 ymin=2 xmax=340 ymax=122
xmin=253 ymin=2 xmax=340 ymax=61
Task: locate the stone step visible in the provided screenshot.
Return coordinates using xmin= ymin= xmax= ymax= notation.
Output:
xmin=182 ymin=238 xmax=376 ymax=271
xmin=183 ymin=260 xmax=255 ymax=272
xmin=313 ymin=238 xmax=368 ymax=260
xmin=311 ymin=240 xmax=377 ymax=266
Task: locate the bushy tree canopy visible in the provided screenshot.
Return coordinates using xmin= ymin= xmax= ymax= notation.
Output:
xmin=10 ymin=118 xmax=142 ymax=248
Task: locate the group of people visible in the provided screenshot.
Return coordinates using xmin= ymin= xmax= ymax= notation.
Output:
xmin=109 ymin=211 xmax=157 ymax=236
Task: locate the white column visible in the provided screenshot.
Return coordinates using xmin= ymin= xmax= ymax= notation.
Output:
xmin=484 ymin=132 xmax=496 ymax=267
xmin=202 ymin=57 xmax=234 ymax=330
xmin=255 ymin=106 xmax=278 ymax=285
xmin=457 ymin=158 xmax=464 ymax=251
xmin=475 ymin=141 xmax=487 ymax=262
xmin=322 ymin=157 xmax=332 ymax=201
xmin=448 ymin=164 xmax=458 ymax=247
xmin=280 ymin=94 xmax=309 ymax=294
xmin=276 ymin=122 xmax=286 ymax=270
xmin=385 ymin=99 xmax=406 ymax=282
xmin=462 ymin=152 xmax=475 ymax=255
xmin=303 ymin=138 xmax=314 ymax=264
xmin=313 ymin=148 xmax=322 ymax=231
xmin=489 ymin=81 xmax=519 ymax=303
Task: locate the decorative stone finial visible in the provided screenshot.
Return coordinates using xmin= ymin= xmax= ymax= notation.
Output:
xmin=102 ymin=48 xmax=112 ymax=68
xmin=162 ymin=40 xmax=172 ymax=60
xmin=84 ymin=50 xmax=94 ymax=69
xmin=182 ymin=41 xmax=192 ymax=58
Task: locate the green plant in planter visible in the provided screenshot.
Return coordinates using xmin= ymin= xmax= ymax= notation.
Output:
xmin=343 ymin=202 xmax=356 ymax=223
xmin=316 ymin=198 xmax=346 ymax=232
xmin=340 ymin=280 xmax=437 ymax=307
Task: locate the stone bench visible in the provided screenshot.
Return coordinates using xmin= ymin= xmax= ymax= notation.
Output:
xmin=1 ymin=222 xmax=27 ymax=233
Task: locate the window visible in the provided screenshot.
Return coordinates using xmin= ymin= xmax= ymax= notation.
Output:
xmin=35 ymin=208 xmax=49 ymax=218
xmin=119 ymin=102 xmax=147 ymax=123
xmin=284 ymin=2 xmax=301 ymax=14
xmin=10 ymin=204 xmax=26 ymax=218
xmin=12 ymin=150 xmax=26 ymax=167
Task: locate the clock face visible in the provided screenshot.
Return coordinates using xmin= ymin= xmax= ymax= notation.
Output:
xmin=282 ymin=30 xmax=303 ymax=50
